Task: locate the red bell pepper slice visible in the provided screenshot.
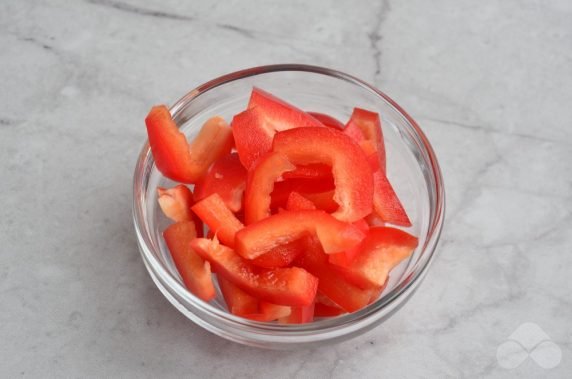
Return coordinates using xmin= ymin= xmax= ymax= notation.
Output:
xmin=302 ymin=190 xmax=339 ymax=213
xmin=250 ymin=238 xmax=306 ymax=269
xmin=270 ymin=177 xmax=335 ymax=210
xmin=307 ymin=112 xmax=344 ymax=130
xmin=330 ymin=227 xmax=418 ymax=288
xmin=244 ymin=302 xmax=292 ymax=322
xmin=190 ymin=238 xmax=318 ymax=306
xmin=194 ymin=153 xmax=247 ymax=213
xmin=145 ymin=106 xmax=233 ymax=183
xmin=343 ymin=115 xmax=366 ymax=141
xmin=156 ymin=185 xmax=203 ymax=237
xmin=279 ymin=303 xmax=315 ymax=324
xmin=285 ymin=191 xmax=317 ymax=211
xmin=231 ymin=88 xmax=324 ymax=169
xmin=273 ymin=127 xmax=373 ymax=222
xmin=294 ymin=239 xmax=378 ymax=312
xmin=218 ymin=277 xmax=258 ymax=316
xmin=372 ymin=171 xmax=412 ymax=227
xmin=235 ymin=210 xmax=366 ymax=260
xmin=345 ymin=108 xmax=386 ymax=172
xmin=244 ymin=151 xmax=296 ymax=224
xmin=157 ymin=185 xmax=194 ymax=222
xmin=328 ymin=218 xmax=370 ymax=266
xmin=314 ymin=303 xmax=345 ymax=317
xmin=281 ymin=163 xmax=332 ymax=180
xmin=191 ymin=193 xmax=244 ymax=248
xmin=163 ymin=221 xmax=215 ymax=301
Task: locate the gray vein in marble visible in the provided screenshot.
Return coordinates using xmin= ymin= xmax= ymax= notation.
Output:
xmin=368 ymin=0 xmax=391 ymax=81
xmin=420 ymin=116 xmax=567 ymax=145
xmin=86 ymin=0 xmax=195 ymax=21
xmin=216 ymin=23 xmax=256 ymax=40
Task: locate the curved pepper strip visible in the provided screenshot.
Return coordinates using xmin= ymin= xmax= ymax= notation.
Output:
xmin=231 ymin=88 xmax=324 ymax=169
xmin=145 ymin=106 xmax=233 ymax=183
xmin=244 ymin=151 xmax=296 ymax=224
xmin=235 ymin=210 xmax=366 ymax=260
xmin=273 ymin=127 xmax=373 ymax=222
xmin=190 ymin=238 xmax=318 ymax=307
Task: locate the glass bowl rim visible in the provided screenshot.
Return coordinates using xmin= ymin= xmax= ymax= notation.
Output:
xmin=132 ymin=63 xmax=445 ymax=338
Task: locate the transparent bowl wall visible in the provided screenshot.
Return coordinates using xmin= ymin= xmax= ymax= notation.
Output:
xmin=133 ymin=65 xmax=445 ymax=349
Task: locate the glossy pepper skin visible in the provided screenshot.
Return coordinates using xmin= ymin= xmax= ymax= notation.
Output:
xmin=330 ymin=227 xmax=418 ymax=289
xmin=191 ymin=193 xmax=244 ymax=248
xmin=190 ymin=238 xmax=318 ymax=307
xmin=231 ymin=87 xmax=324 ymax=169
xmin=344 ymin=108 xmax=386 ymax=172
xmin=194 ymin=153 xmax=247 ymax=213
xmin=145 ymin=106 xmax=233 ymax=183
xmin=163 ymin=221 xmax=215 ymax=301
xmin=342 ymin=107 xmax=411 ymax=226
xmin=294 ymin=239 xmax=380 ymax=312
xmin=244 ymin=151 xmax=296 ymax=224
xmin=234 ymin=210 xmax=366 ymax=260
xmin=273 ymin=127 xmax=374 ymax=222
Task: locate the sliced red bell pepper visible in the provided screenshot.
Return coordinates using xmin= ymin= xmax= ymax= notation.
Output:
xmin=235 ymin=210 xmax=366 ymax=260
xmin=345 ymin=108 xmax=386 ymax=172
xmin=328 ymin=218 xmax=370 ymax=266
xmin=218 ymin=276 xmax=258 ymax=316
xmin=163 ymin=221 xmax=215 ymax=301
xmin=285 ymin=191 xmax=317 ymax=211
xmin=244 ymin=151 xmax=296 ymax=224
xmin=343 ymin=115 xmax=366 ymax=141
xmin=156 ymin=185 xmax=203 ymax=237
xmin=314 ymin=303 xmax=346 ymax=317
xmin=294 ymin=239 xmax=378 ymax=312
xmin=303 ymin=190 xmax=338 ymax=213
xmin=359 ymin=140 xmax=381 ymax=172
xmin=372 ymin=171 xmax=412 ymax=227
xmin=231 ymin=88 xmax=324 ymax=169
xmin=270 ymin=177 xmax=335 ymax=210
xmin=250 ymin=238 xmax=306 ymax=269
xmin=244 ymin=302 xmax=292 ymax=322
xmin=191 ymin=193 xmax=244 ymax=248
xmin=273 ymin=127 xmax=373 ymax=222
xmin=330 ymin=227 xmax=418 ymax=288
xmin=194 ymin=152 xmax=247 ymax=213
xmin=145 ymin=106 xmax=233 ymax=183
xmin=316 ymin=292 xmax=343 ymax=307
xmin=188 ymin=115 xmax=234 ymax=179
xmin=145 ymin=105 xmax=195 ymax=183
xmin=314 ymin=292 xmax=346 ymax=317
xmin=157 ymin=185 xmax=194 ymax=222
xmin=307 ymin=112 xmax=344 ymax=130
xmin=279 ymin=303 xmax=315 ymax=324
xmin=190 ymin=238 xmax=318 ymax=306
xmin=281 ymin=163 xmax=332 ymax=180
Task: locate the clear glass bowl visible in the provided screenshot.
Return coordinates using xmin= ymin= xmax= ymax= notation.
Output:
xmin=132 ymin=64 xmax=445 ymax=349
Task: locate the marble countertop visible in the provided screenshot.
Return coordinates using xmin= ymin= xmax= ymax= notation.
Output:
xmin=1 ymin=0 xmax=571 ymax=377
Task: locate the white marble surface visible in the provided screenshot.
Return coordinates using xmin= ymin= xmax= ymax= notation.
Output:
xmin=1 ymin=0 xmax=571 ymax=377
